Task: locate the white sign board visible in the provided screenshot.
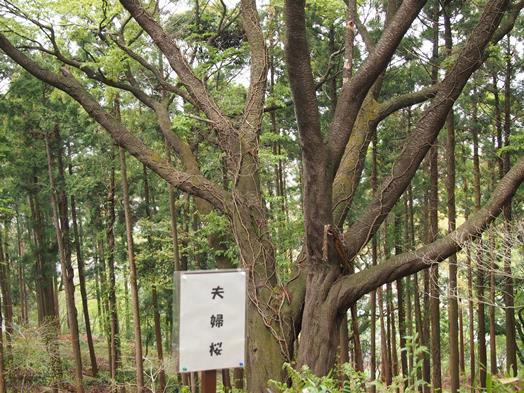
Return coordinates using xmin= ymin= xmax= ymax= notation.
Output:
xmin=175 ymin=270 xmax=246 ymax=372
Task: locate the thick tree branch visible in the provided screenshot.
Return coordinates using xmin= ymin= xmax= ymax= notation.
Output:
xmin=328 ymin=0 xmax=426 ymax=176
xmin=285 ymin=0 xmax=334 ymax=267
xmin=0 ymin=32 xmax=230 ymax=212
xmin=343 ymin=0 xmax=510 ymax=260
xmin=284 ymin=0 xmax=323 ymax=157
xmin=239 ymin=0 xmax=268 ymax=136
xmin=119 ymin=0 xmax=235 ymax=149
xmin=333 ymin=155 xmax=524 ymax=311
xmin=376 ymin=84 xmax=439 ymax=122
xmin=492 ymin=0 xmax=524 ymax=44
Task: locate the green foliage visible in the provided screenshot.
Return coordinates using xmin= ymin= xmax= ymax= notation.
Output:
xmin=269 ymin=363 xmax=367 ymax=393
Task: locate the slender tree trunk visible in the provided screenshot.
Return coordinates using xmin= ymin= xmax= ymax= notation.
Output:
xmin=67 ymin=145 xmax=98 ymax=377
xmin=395 ymin=212 xmax=408 ymax=388
xmin=338 ymin=315 xmax=350 ymax=366
xmin=502 ymin=36 xmax=517 ymax=377
xmin=472 ymin=100 xmax=487 ymax=390
xmin=379 ymin=285 xmax=391 ymax=385
xmin=369 ymin=131 xmax=378 ymax=391
xmin=0 ymin=293 xmax=6 ymax=393
xmin=488 ymin=231 xmax=497 ymax=375
xmin=119 ymin=147 xmax=145 ymax=392
xmin=404 ymin=198 xmax=414 ymax=385
xmin=0 ymin=229 xmax=13 ymax=363
xmin=44 ymin=129 xmax=84 ymax=393
xmin=28 ymin=180 xmax=62 ymax=391
xmin=165 ymin=140 xmax=181 ymax=273
xmin=384 ymin=224 xmax=396 ymax=383
xmin=422 ymin=197 xmax=431 ymax=393
xmin=459 ymin=302 xmax=465 ymax=373
xmin=15 ymin=213 xmax=29 ymax=326
xmin=123 ymin=263 xmax=130 ymax=340
xmin=350 ymin=306 xmax=363 ymax=372
xmin=443 ymin=5 xmax=460 ymax=390
xmin=105 ymin=147 xmax=120 ymax=387
xmin=93 ymin=240 xmax=104 ymax=335
xmin=429 ymin=4 xmax=442 ymax=388
xmin=370 ymin=238 xmax=377 ymax=389
xmin=143 ymin=165 xmax=167 ymax=391
xmin=387 ymin=281 xmax=398 ymax=380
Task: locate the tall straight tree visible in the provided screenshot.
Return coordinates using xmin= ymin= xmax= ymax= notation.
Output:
xmin=502 ymin=35 xmax=518 ymax=377
xmin=44 ymin=127 xmax=84 ymax=393
xmin=0 ymin=227 xmax=13 ymax=362
xmin=0 ymin=289 xmax=5 ymax=393
xmin=472 ymin=93 xmax=488 ymax=389
xmin=429 ymin=3 xmax=442 ymax=390
xmin=143 ymin=165 xmax=167 ymax=391
xmin=105 ymin=145 xmax=120 ymax=387
xmin=119 ymin=147 xmax=145 ymax=392
xmin=443 ymin=3 xmax=459 ymax=391
xmin=67 ymin=144 xmax=98 ymax=377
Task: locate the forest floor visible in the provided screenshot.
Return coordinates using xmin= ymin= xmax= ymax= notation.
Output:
xmin=4 ymin=326 xmax=169 ymax=392
xmin=4 ymin=326 xmax=522 ymax=392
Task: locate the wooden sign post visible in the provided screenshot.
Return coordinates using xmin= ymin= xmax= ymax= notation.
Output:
xmin=173 ymin=270 xmax=246 ymax=392
xmin=201 ymin=369 xmax=217 ymax=393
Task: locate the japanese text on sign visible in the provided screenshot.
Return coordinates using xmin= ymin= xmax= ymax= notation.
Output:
xmin=176 ymin=270 xmax=246 ymax=372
